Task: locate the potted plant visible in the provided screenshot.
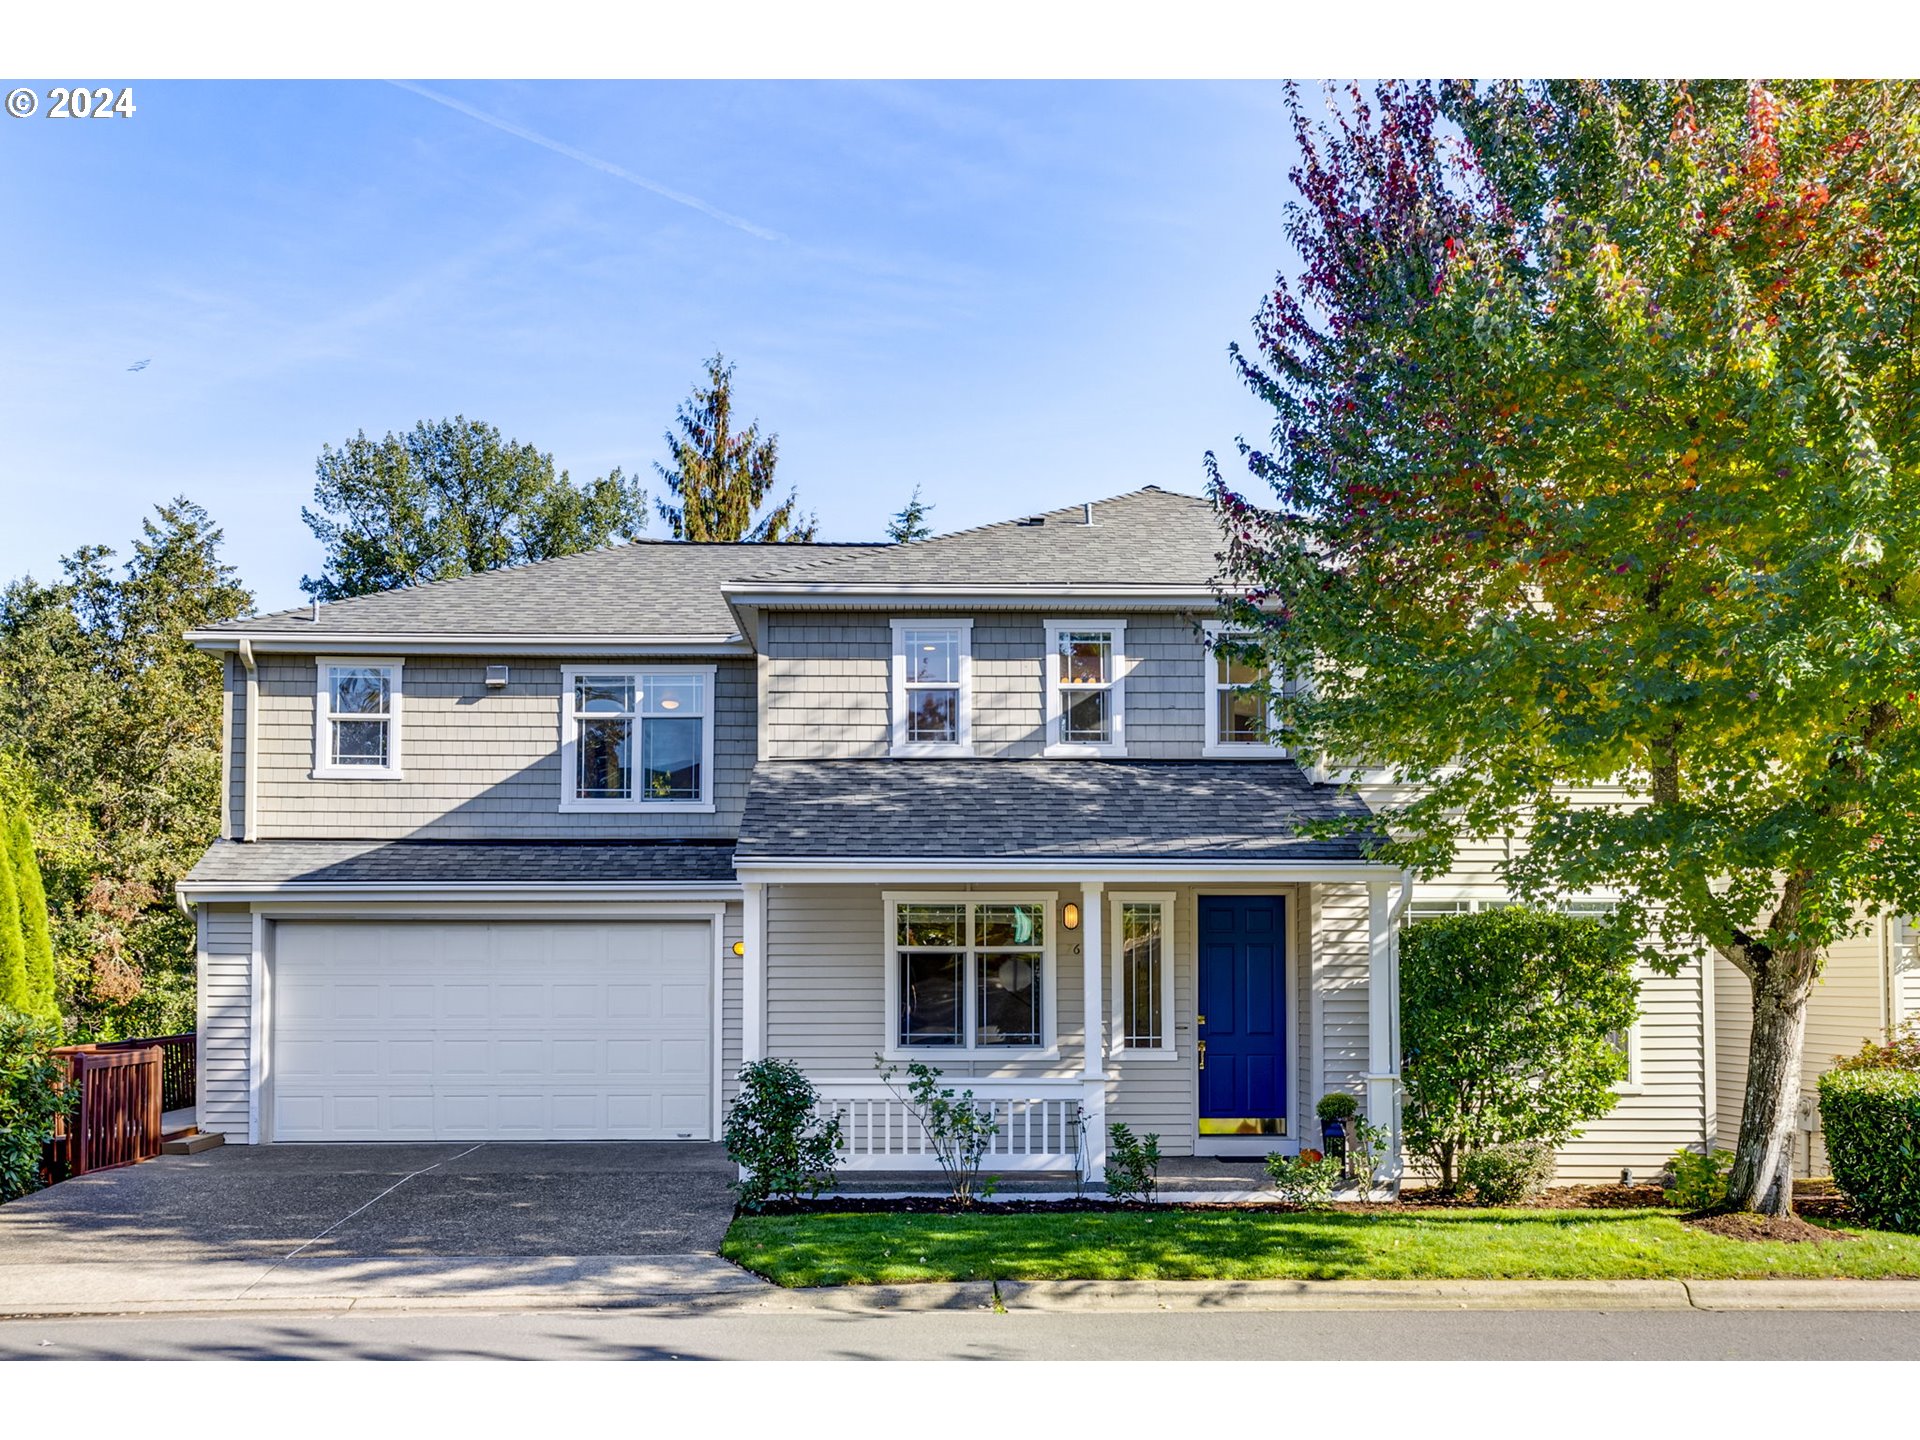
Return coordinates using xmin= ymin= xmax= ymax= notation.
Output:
xmin=1315 ymin=1092 xmax=1360 ymax=1173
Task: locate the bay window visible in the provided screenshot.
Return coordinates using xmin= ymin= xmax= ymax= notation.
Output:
xmin=1044 ymin=620 xmax=1126 ymax=755
xmin=888 ymin=895 xmax=1053 ymax=1053
xmin=313 ymin=658 xmax=402 ymax=778
xmin=560 ymin=665 xmax=714 ymax=810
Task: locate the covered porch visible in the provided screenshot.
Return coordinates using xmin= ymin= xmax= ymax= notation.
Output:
xmin=733 ymin=759 xmax=1409 ymax=1183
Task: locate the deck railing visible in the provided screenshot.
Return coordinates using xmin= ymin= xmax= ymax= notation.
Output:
xmin=95 ymin=1033 xmax=195 ymax=1113
xmin=48 ymin=1045 xmax=164 ymax=1178
xmin=813 ymin=1078 xmax=1088 ymax=1172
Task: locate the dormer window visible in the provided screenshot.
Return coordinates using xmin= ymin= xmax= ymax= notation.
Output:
xmin=313 ymin=659 xmax=403 ymax=779
xmin=1044 ymin=619 xmax=1126 ymax=756
xmin=890 ymin=620 xmax=972 ymax=756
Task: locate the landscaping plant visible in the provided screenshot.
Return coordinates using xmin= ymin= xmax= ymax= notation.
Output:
xmin=1265 ymin=1148 xmax=1343 ymax=1208
xmin=1105 ymin=1123 xmax=1162 ymax=1203
xmin=1398 ymin=907 xmax=1636 ymax=1190
xmin=1664 ymin=1147 xmax=1738 ymax=1211
xmin=1460 ymin=1141 xmax=1558 ymax=1205
xmin=1817 ymin=1067 xmax=1920 ymax=1232
xmin=876 ymin=1057 xmax=1001 ymax=1205
xmin=1832 ymin=1019 xmax=1920 ymax=1074
xmin=0 ymin=1006 xmax=71 ymax=1203
xmin=1346 ymin=1114 xmax=1390 ymax=1202
xmin=1210 ymin=78 xmax=1920 ymax=1218
xmin=723 ymin=1058 xmax=842 ymax=1212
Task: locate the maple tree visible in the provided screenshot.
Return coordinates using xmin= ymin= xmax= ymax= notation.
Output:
xmin=1212 ymin=80 xmax=1920 ymax=1215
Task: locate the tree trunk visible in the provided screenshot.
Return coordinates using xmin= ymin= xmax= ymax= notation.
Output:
xmin=1722 ymin=943 xmax=1820 ymax=1217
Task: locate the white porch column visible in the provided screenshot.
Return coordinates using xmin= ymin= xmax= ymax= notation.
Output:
xmin=743 ymin=881 xmax=766 ymax=1064
xmin=1365 ymin=877 xmax=1402 ymax=1182
xmin=1079 ymin=881 xmax=1107 ymax=1181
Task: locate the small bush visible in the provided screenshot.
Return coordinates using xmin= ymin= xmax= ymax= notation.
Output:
xmin=1266 ymin=1149 xmax=1343 ymax=1207
xmin=1460 ymin=1141 xmax=1557 ymax=1205
xmin=724 ymin=1058 xmax=842 ymax=1212
xmin=1662 ymin=1146 xmax=1736 ymax=1210
xmin=1315 ymin=1091 xmax=1360 ymax=1125
xmin=877 ymin=1057 xmax=1001 ymax=1205
xmin=0 ymin=1007 xmax=71 ymax=1203
xmin=1833 ymin=1019 xmax=1920 ymax=1074
xmin=1106 ymin=1124 xmax=1162 ymax=1202
xmin=1819 ymin=1067 xmax=1920 ymax=1232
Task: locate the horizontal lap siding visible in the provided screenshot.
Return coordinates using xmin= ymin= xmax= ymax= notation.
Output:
xmin=722 ymin=901 xmax=743 ymax=1107
xmin=250 ymin=656 xmax=753 ymax=838
xmin=1314 ymin=883 xmax=1371 ymax=1112
xmin=198 ymin=904 xmax=253 ymax=1141
xmin=1716 ymin=924 xmax=1890 ymax=1176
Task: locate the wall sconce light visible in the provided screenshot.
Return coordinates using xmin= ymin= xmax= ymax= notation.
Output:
xmin=732 ymin=941 xmax=746 ymax=957
xmin=1062 ymin=903 xmax=1080 ymax=931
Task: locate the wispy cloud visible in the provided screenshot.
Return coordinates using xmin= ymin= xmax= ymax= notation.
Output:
xmin=387 ymin=80 xmax=785 ymax=242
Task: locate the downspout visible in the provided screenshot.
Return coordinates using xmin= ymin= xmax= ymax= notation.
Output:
xmin=1388 ymin=869 xmax=1413 ymax=1196
xmin=237 ymin=638 xmax=258 ymax=843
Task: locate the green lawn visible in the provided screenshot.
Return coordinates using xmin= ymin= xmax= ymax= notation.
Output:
xmin=722 ymin=1207 xmax=1920 ymax=1287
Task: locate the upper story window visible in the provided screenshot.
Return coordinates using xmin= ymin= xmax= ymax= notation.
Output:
xmin=1044 ymin=620 xmax=1126 ymax=756
xmin=560 ymin=665 xmax=715 ymax=812
xmin=313 ymin=658 xmax=403 ymax=779
xmin=890 ymin=620 xmax=972 ymax=756
xmin=1203 ymin=621 xmax=1285 ymax=757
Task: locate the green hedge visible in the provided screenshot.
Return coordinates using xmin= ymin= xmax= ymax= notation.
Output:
xmin=1818 ymin=1068 xmax=1920 ymax=1232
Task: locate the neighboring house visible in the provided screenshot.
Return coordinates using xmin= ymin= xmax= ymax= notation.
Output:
xmin=175 ymin=486 xmax=1918 ymax=1182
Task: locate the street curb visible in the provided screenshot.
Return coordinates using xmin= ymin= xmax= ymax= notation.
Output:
xmin=7 ymin=1275 xmax=1920 ymax=1321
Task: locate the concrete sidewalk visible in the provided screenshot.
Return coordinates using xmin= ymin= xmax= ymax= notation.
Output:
xmin=5 ymin=1262 xmax=1920 ymax=1319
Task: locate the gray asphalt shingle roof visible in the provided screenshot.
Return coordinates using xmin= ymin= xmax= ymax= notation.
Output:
xmin=735 ymin=760 xmax=1378 ymax=863
xmin=735 ymin=487 xmax=1223 ymax=590
xmin=195 ymin=541 xmax=888 ymax=638
xmin=180 ymin=839 xmax=738 ymax=889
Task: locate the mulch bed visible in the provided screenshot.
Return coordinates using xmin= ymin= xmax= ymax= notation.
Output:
xmin=1683 ymin=1210 xmax=1854 ymax=1244
xmin=761 ymin=1182 xmax=1678 ymax=1218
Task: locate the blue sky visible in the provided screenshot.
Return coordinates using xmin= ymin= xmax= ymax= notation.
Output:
xmin=0 ymin=81 xmax=1302 ymax=612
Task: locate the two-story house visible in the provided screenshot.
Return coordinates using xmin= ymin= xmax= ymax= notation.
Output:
xmin=177 ymin=486 xmax=1918 ymax=1183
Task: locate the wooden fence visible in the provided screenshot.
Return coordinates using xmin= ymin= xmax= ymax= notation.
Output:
xmin=45 ymin=1034 xmax=194 ymax=1180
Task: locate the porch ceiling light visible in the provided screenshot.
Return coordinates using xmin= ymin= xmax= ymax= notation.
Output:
xmin=1062 ymin=902 xmax=1080 ymax=930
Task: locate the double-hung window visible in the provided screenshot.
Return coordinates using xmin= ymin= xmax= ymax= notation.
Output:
xmin=560 ymin=665 xmax=715 ymax=811
xmin=1110 ymin=892 xmax=1176 ymax=1055
xmin=1202 ymin=621 xmax=1286 ymax=756
xmin=1044 ymin=620 xmax=1126 ymax=756
xmin=888 ymin=895 xmax=1053 ymax=1054
xmin=313 ymin=658 xmax=402 ymax=778
xmin=890 ymin=620 xmax=972 ymax=755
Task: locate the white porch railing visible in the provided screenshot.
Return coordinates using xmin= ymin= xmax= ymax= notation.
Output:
xmin=814 ymin=1078 xmax=1090 ymax=1172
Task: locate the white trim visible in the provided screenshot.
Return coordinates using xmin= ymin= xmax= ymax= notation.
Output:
xmin=248 ymin=910 xmax=267 ymax=1144
xmin=190 ymin=632 xmax=750 ymax=656
xmin=1201 ymin=621 xmax=1285 ymax=758
xmin=1108 ymin=890 xmax=1177 ymax=1057
xmin=739 ymin=859 xmax=1395 ymax=885
xmin=1192 ymin=889 xmax=1302 ymax=1155
xmin=743 ymin=881 xmax=766 ymax=1064
xmin=179 ymin=881 xmax=740 ymax=905
xmin=712 ymin=910 xmax=729 ymax=1142
xmin=557 ymin=663 xmax=718 ymax=814
xmin=312 ymin=657 xmax=405 ymax=780
xmin=889 ymin=619 xmax=973 ymax=756
xmin=1043 ymin=619 xmax=1127 ymax=757
xmin=881 ymin=890 xmax=1058 ymax=1059
xmin=1082 ymin=879 xmax=1106 ymax=1080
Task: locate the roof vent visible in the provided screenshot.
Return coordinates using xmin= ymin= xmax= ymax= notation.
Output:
xmin=1083 ymin=502 xmax=1093 ymax=525
xmin=485 ymin=665 xmax=510 ymax=689
xmin=310 ymin=600 xmax=319 ymax=622
xmin=1017 ymin=515 xmax=1046 ymax=527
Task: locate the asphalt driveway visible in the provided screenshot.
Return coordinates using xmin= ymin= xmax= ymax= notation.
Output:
xmin=0 ymin=1142 xmax=740 ymax=1266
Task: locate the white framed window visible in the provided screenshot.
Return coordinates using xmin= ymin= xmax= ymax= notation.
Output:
xmin=559 ymin=665 xmax=716 ymax=812
xmin=313 ymin=658 xmax=403 ymax=778
xmin=1202 ymin=621 xmax=1286 ymax=756
xmin=1405 ymin=892 xmax=1641 ymax=1090
xmin=1110 ymin=891 xmax=1176 ymax=1056
xmin=890 ymin=620 xmax=972 ymax=756
xmin=1044 ymin=620 xmax=1126 ymax=756
xmin=883 ymin=893 xmax=1056 ymax=1056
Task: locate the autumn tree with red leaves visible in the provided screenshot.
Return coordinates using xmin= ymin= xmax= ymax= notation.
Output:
xmin=1211 ymin=80 xmax=1920 ymax=1216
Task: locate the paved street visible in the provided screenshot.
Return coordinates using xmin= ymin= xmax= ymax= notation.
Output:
xmin=5 ymin=1306 xmax=1920 ymax=1361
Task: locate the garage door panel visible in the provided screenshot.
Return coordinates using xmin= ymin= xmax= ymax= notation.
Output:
xmin=271 ymin=921 xmax=713 ymax=1142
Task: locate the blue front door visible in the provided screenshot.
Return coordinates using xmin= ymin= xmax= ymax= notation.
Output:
xmin=1197 ymin=895 xmax=1287 ymax=1137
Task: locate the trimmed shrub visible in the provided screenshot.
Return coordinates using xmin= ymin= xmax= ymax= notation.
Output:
xmin=1663 ymin=1146 xmax=1737 ymax=1211
xmin=1460 ymin=1141 xmax=1557 ymax=1205
xmin=1818 ymin=1067 xmax=1920 ymax=1232
xmin=1315 ymin=1091 xmax=1360 ymax=1125
xmin=0 ymin=1006 xmax=71 ymax=1203
xmin=724 ymin=1059 xmax=842 ymax=1212
xmin=5 ymin=810 xmax=58 ymax=1025
xmin=1106 ymin=1124 xmax=1162 ymax=1202
xmin=1401 ymin=906 xmax=1638 ymax=1190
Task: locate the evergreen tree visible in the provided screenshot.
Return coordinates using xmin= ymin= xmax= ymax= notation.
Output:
xmin=654 ymin=354 xmax=815 ymax=542
xmin=887 ymin=486 xmax=935 ymax=543
xmin=301 ymin=417 xmax=648 ymax=600
xmin=0 ymin=798 xmax=25 ymax=1014
xmin=6 ymin=809 xmax=58 ymax=1024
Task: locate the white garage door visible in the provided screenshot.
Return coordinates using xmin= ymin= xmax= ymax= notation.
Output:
xmin=271 ymin=920 xmax=713 ymax=1141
